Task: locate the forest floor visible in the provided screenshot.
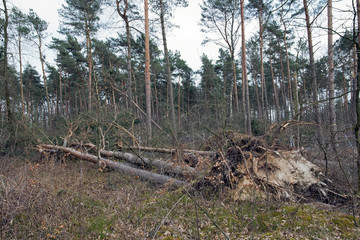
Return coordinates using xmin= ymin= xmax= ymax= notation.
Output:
xmin=1 ymin=156 xmax=359 ymax=239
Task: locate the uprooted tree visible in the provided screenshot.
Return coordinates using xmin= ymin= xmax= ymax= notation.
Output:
xmin=37 ymin=131 xmax=351 ymax=205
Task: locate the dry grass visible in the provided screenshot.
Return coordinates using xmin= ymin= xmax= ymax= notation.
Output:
xmin=1 ymin=156 xmax=359 ymax=239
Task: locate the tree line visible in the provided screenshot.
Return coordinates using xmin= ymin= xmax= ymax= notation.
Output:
xmin=1 ymin=0 xmax=360 ymax=192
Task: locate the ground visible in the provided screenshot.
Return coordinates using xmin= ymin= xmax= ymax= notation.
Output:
xmin=0 ymin=156 xmax=359 ymax=239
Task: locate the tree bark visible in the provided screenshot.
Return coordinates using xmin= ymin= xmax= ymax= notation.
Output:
xmin=18 ymin=34 xmax=25 ymax=117
xmin=269 ymin=55 xmax=280 ymax=122
xmin=84 ymin=143 xmax=197 ymax=177
xmin=355 ymin=0 xmax=360 ymax=193
xmin=144 ymin=0 xmax=152 ymax=141
xmin=58 ymin=65 xmax=63 ymax=115
xmin=231 ymin=52 xmax=240 ymax=113
xmin=280 ymin=2 xmax=294 ymax=118
xmin=159 ymin=0 xmax=176 ymax=129
xmin=2 ymin=0 xmax=13 ymax=132
xmin=39 ymin=144 xmax=186 ymax=186
xmin=328 ymin=0 xmax=338 ymax=150
xmin=116 ymin=0 xmax=133 ymax=110
xmin=116 ymin=144 xmax=215 ymax=156
xmin=85 ymin=23 xmax=93 ymax=112
xmin=259 ymin=0 xmax=267 ymax=120
xmin=240 ymin=0 xmax=251 ymax=135
xmin=303 ymin=0 xmax=327 ymax=174
xmin=38 ymin=35 xmax=51 ymax=122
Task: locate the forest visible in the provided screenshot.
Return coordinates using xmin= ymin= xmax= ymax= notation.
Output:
xmin=1 ymin=0 xmax=360 ymax=239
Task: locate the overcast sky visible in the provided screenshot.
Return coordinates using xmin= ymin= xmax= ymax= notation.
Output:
xmin=6 ymin=0 xmax=353 ymax=73
xmin=7 ymin=0 xmax=220 ymax=72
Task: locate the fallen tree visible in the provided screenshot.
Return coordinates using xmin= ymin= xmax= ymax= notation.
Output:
xmin=115 ymin=144 xmax=215 ymax=156
xmin=82 ymin=143 xmax=197 ymax=178
xmin=38 ymin=132 xmax=352 ymax=205
xmin=38 ymin=144 xmax=186 ymax=186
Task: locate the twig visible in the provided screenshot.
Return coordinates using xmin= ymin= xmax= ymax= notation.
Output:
xmin=151 ymin=194 xmax=185 ymax=239
xmin=182 ymin=188 xmax=230 ymax=240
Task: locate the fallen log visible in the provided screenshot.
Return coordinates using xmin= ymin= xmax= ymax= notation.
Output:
xmin=39 ymin=144 xmax=186 ymax=186
xmin=116 ymin=144 xmax=216 ymax=156
xmin=84 ymin=143 xmax=197 ymax=178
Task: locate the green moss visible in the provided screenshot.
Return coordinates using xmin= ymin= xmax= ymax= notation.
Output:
xmin=332 ymin=216 xmax=354 ymax=231
xmin=85 ymin=215 xmax=114 ymax=238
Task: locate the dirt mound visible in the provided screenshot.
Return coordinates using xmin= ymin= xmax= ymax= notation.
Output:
xmin=196 ymin=132 xmax=348 ymax=205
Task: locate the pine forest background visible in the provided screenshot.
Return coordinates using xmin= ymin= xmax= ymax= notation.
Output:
xmin=1 ymin=0 xmax=360 ymax=192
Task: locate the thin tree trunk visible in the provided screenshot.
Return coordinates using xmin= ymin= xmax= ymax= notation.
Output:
xmin=144 ymin=0 xmax=152 ymax=141
xmin=328 ymin=0 xmax=338 ymax=150
xmin=2 ymin=0 xmax=13 ymax=134
xmin=355 ymin=0 xmax=360 ymax=193
xmin=283 ymin=24 xmax=294 ymax=117
xmin=278 ymin=47 xmax=288 ymax=119
xmin=280 ymin=3 xmax=294 ymax=117
xmin=58 ymin=65 xmax=63 ymax=115
xmin=38 ymin=35 xmax=51 ymax=123
xmin=269 ymin=55 xmax=280 ymax=122
xmin=18 ymin=35 xmax=25 ymax=117
xmin=343 ymin=64 xmax=349 ymax=115
xmin=159 ymin=0 xmax=176 ymax=129
xmin=259 ymin=1 xmax=266 ymax=120
xmin=231 ymin=52 xmax=239 ymax=113
xmin=116 ymin=0 xmax=134 ymax=110
xmin=178 ymin=76 xmax=181 ymax=126
xmin=253 ymin=74 xmax=261 ymax=118
xmin=352 ymin=46 xmax=357 ymax=120
xmin=85 ymin=25 xmax=93 ymax=112
xmin=303 ymin=0 xmax=327 ymax=174
xmin=240 ymin=0 xmax=251 ymax=135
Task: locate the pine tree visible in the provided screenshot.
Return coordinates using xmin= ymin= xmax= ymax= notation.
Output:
xmin=200 ymin=0 xmax=241 ymax=113
xmin=151 ymin=0 xmax=188 ymax=130
xmin=28 ymin=9 xmax=51 ymax=121
xmin=10 ymin=7 xmax=30 ymax=117
xmin=115 ymin=0 xmax=140 ymax=110
xmin=59 ymin=0 xmax=103 ymax=112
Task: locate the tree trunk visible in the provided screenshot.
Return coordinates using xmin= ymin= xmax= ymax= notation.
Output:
xmin=269 ymin=54 xmax=280 ymax=122
xmin=38 ymin=35 xmax=51 ymax=123
xmin=84 ymin=143 xmax=197 ymax=177
xmin=115 ymin=0 xmax=133 ymax=110
xmin=259 ymin=0 xmax=266 ymax=120
xmin=282 ymin=21 xmax=294 ymax=117
xmin=231 ymin=51 xmax=239 ymax=113
xmin=2 ymin=0 xmax=13 ymax=134
xmin=253 ymin=75 xmax=261 ymax=118
xmin=328 ymin=0 xmax=338 ymax=150
xmin=159 ymin=0 xmax=176 ymax=129
xmin=18 ymin=35 xmax=25 ymax=117
xmin=303 ymin=0 xmax=327 ymax=174
xmin=355 ymin=0 xmax=360 ymax=193
xmin=85 ymin=25 xmax=93 ymax=112
xmin=144 ymin=0 xmax=152 ymax=141
xmin=240 ymin=0 xmax=251 ymax=135
xmin=39 ymin=145 xmax=186 ymax=186
xmin=125 ymin=22 xmax=133 ymax=110
xmin=116 ymin=144 xmax=215 ymax=156
xmin=278 ymin=47 xmax=288 ymax=119
xmin=58 ymin=65 xmax=63 ymax=115
xmin=280 ymin=2 xmax=294 ymax=118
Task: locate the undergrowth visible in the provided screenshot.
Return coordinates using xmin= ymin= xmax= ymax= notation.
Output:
xmin=0 ymin=157 xmax=359 ymax=239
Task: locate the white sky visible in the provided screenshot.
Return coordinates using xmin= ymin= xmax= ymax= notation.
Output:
xmin=6 ymin=0 xmax=353 ymax=72
xmin=7 ymin=0 xmax=218 ymax=72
